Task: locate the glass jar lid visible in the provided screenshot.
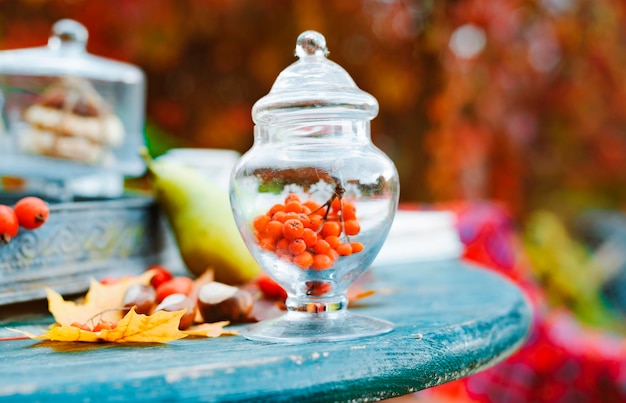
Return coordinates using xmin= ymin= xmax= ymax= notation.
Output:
xmin=0 ymin=19 xmax=144 ymax=83
xmin=252 ymin=31 xmax=378 ymax=124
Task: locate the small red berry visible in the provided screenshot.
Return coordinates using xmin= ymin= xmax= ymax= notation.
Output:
xmin=0 ymin=205 xmax=19 ymax=244
xmin=147 ymin=265 xmax=173 ymax=289
xmin=99 ymin=276 xmax=120 ymax=285
xmin=13 ymin=197 xmax=49 ymax=230
xmin=155 ymin=276 xmax=194 ymax=303
xmin=93 ymin=320 xmax=117 ymax=332
xmin=257 ymin=274 xmax=287 ymax=301
xmin=70 ymin=322 xmax=92 ymax=331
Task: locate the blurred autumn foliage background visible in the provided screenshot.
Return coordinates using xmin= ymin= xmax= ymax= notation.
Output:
xmin=3 ymin=1 xmax=626 ymax=401
xmin=2 ymin=0 xmax=625 ymax=220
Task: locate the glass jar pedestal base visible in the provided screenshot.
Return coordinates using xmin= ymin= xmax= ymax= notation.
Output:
xmin=241 ymin=306 xmax=394 ymax=343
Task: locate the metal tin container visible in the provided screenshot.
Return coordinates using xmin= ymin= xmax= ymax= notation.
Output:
xmin=0 ymin=194 xmax=169 ymax=305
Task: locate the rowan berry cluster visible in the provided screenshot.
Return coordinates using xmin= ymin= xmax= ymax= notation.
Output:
xmin=253 ymin=193 xmax=363 ymax=270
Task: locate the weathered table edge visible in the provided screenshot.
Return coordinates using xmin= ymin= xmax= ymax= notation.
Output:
xmin=0 ymin=259 xmax=533 ymax=403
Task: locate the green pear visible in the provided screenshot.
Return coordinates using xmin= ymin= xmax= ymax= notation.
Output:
xmin=142 ymin=149 xmax=260 ymax=284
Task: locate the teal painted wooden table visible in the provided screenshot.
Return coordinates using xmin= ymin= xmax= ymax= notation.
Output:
xmin=0 ymin=259 xmax=531 ymax=402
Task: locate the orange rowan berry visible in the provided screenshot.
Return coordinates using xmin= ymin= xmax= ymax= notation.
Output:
xmin=312 ymin=254 xmax=333 ymax=270
xmin=0 ymin=205 xmax=19 ymax=243
xmin=293 ymin=251 xmax=314 ymax=269
xmin=284 ymin=201 xmax=303 ymax=214
xmin=284 ymin=193 xmax=301 ymax=203
xmin=276 ymin=237 xmax=290 ymax=253
xmin=322 ymin=221 xmax=341 ymax=237
xmin=297 ymin=213 xmax=311 ymax=228
xmin=341 ymin=202 xmax=357 ymax=220
xmin=14 ymin=196 xmax=49 ymax=230
xmin=272 ymin=211 xmax=287 ymax=223
xmin=301 ymin=228 xmax=318 ymax=247
xmin=313 ymin=239 xmax=331 ymax=254
xmin=327 ymin=213 xmax=340 ymax=221
xmin=265 ymin=220 xmax=284 ymax=239
xmin=336 ymin=243 xmax=353 ymax=256
xmin=289 ymin=238 xmax=307 ymax=255
xmin=331 ymin=197 xmax=342 ymax=212
xmin=308 ymin=215 xmax=324 ymax=231
xmin=284 ymin=212 xmax=300 ymax=222
xmin=303 ymin=200 xmax=321 ymax=212
xmin=282 ymin=219 xmax=304 ymax=240
xmin=268 ymin=204 xmax=285 ymax=216
xmin=344 ymin=219 xmax=361 ymax=236
xmin=325 ymin=235 xmax=341 ymax=249
xmin=326 ymin=249 xmax=339 ymax=262
xmin=259 ymin=237 xmax=277 ymax=251
xmin=351 ymin=242 xmax=364 ymax=253
xmin=253 ymin=215 xmax=271 ymax=233
xmin=306 ymin=281 xmax=333 ymax=296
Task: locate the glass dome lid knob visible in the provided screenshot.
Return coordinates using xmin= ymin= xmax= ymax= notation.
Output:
xmin=295 ymin=30 xmax=329 ymax=58
xmin=48 ymin=19 xmax=88 ymax=51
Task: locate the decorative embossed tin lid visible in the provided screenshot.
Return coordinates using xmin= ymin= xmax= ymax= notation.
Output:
xmin=252 ymin=30 xmax=378 ymax=125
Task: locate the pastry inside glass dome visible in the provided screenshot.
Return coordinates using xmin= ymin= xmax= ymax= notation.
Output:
xmin=19 ymin=76 xmax=124 ymax=165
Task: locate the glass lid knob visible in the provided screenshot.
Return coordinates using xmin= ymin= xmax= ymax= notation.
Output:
xmin=295 ymin=30 xmax=329 ymax=58
xmin=48 ymin=19 xmax=88 ymax=51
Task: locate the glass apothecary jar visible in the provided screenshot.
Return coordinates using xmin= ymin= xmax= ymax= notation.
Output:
xmin=230 ymin=31 xmax=400 ymax=343
xmin=0 ymin=19 xmax=146 ymax=198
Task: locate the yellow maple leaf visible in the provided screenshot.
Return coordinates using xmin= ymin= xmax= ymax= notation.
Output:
xmin=11 ymin=270 xmax=240 ymax=343
xmin=183 ymin=321 xmax=240 ymax=338
xmin=99 ymin=307 xmax=187 ymax=343
xmin=18 ymin=307 xmax=188 ymax=343
xmin=42 ymin=324 xmax=103 ymax=342
xmin=46 ymin=270 xmax=155 ymax=326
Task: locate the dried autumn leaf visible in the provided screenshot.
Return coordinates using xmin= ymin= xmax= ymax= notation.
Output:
xmin=98 ymin=307 xmax=187 ymax=343
xmin=347 ymin=289 xmax=376 ymax=306
xmin=42 ymin=324 xmax=104 ymax=343
xmin=183 ymin=321 xmax=239 ymax=338
xmin=14 ymin=307 xmax=188 ymax=343
xmin=46 ymin=270 xmax=155 ymax=326
xmin=13 ymin=270 xmax=241 ymax=344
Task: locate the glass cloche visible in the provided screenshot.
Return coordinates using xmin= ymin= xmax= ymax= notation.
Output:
xmin=230 ymin=31 xmax=400 ymax=343
xmin=0 ymin=19 xmax=146 ymax=198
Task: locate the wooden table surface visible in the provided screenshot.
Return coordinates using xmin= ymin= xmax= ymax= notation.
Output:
xmin=0 ymin=258 xmax=531 ymax=402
